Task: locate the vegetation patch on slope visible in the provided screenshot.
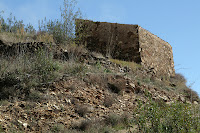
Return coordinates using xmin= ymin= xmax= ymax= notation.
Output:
xmin=0 ymin=0 xmax=199 ymax=132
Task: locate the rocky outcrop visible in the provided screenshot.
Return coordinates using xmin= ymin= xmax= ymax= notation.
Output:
xmin=76 ymin=19 xmax=175 ymax=76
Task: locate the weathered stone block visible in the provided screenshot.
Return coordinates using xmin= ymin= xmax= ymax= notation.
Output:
xmin=75 ymin=19 xmax=175 ymax=76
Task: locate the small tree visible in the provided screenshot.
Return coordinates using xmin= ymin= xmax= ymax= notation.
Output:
xmin=0 ymin=21 xmax=1 ymax=32
xmin=0 ymin=11 xmax=3 ymax=32
xmin=60 ymin=0 xmax=82 ymax=41
xmin=7 ymin=13 xmax=13 ymax=32
xmin=43 ymin=0 xmax=82 ymax=44
xmin=25 ymin=23 xmax=36 ymax=34
xmin=0 ymin=11 xmax=9 ymax=32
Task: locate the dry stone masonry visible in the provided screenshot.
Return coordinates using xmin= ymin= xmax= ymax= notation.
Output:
xmin=76 ymin=19 xmax=175 ymax=76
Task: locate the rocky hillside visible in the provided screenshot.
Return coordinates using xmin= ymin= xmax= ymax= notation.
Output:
xmin=0 ymin=39 xmax=199 ymax=132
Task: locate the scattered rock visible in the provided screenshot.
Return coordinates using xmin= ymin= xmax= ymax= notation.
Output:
xmin=178 ymin=96 xmax=185 ymax=103
xmin=186 ymin=101 xmax=192 ymax=104
xmin=0 ymin=39 xmax=198 ymax=132
xmin=22 ymin=123 xmax=28 ymax=128
xmin=194 ymin=101 xmax=198 ymax=105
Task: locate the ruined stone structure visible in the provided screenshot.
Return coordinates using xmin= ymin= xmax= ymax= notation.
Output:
xmin=0 ymin=41 xmax=49 ymax=56
xmin=76 ymin=19 xmax=175 ymax=76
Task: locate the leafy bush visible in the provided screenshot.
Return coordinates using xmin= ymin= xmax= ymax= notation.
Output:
xmin=32 ymin=49 xmax=60 ymax=83
xmin=105 ymin=114 xmax=121 ymax=127
xmin=25 ymin=90 xmax=42 ymax=102
xmin=0 ymin=48 xmax=60 ymax=99
xmin=183 ymin=88 xmax=199 ymax=102
xmin=133 ymin=99 xmax=200 ymax=133
xmin=59 ymin=60 xmax=86 ymax=76
xmin=50 ymin=123 xmax=65 ymax=133
xmin=169 ymin=73 xmax=199 ymax=102
xmin=39 ymin=0 xmax=82 ymax=44
xmin=170 ymin=73 xmax=187 ymax=84
xmin=105 ymin=113 xmax=130 ymax=130
xmin=0 ymin=100 xmax=9 ymax=106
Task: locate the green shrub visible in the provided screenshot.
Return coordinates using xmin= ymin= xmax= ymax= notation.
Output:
xmin=169 ymin=73 xmax=199 ymax=102
xmin=50 ymin=123 xmax=65 ymax=133
xmin=32 ymin=49 xmax=60 ymax=83
xmin=183 ymin=88 xmax=199 ymax=102
xmin=105 ymin=114 xmax=121 ymax=127
xmin=133 ymin=99 xmax=200 ymax=133
xmin=170 ymin=73 xmax=187 ymax=84
xmin=59 ymin=61 xmax=86 ymax=76
xmin=98 ymin=126 xmax=113 ymax=133
xmin=0 ymin=48 xmax=61 ymax=100
xmin=0 ymin=100 xmax=9 ymax=106
xmin=39 ymin=0 xmax=82 ymax=44
xmin=0 ymin=125 xmax=4 ymax=133
xmin=25 ymin=90 xmax=42 ymax=102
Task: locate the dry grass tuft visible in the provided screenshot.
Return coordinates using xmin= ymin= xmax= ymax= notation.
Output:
xmin=110 ymin=58 xmax=141 ymax=71
xmin=183 ymin=88 xmax=199 ymax=102
xmin=104 ymin=95 xmax=116 ymax=107
xmin=75 ymin=105 xmax=89 ymax=117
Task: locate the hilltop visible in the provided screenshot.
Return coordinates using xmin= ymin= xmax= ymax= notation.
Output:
xmin=0 ymin=1 xmax=200 ymax=131
xmin=0 ymin=33 xmax=199 ymax=132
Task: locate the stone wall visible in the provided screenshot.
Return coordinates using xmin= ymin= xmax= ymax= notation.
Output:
xmin=138 ymin=27 xmax=175 ymax=76
xmin=76 ymin=19 xmax=175 ymax=76
xmin=0 ymin=41 xmax=49 ymax=56
xmin=75 ymin=19 xmax=141 ymax=63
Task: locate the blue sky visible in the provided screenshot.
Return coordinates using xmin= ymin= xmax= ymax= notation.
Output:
xmin=0 ymin=0 xmax=200 ymax=96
